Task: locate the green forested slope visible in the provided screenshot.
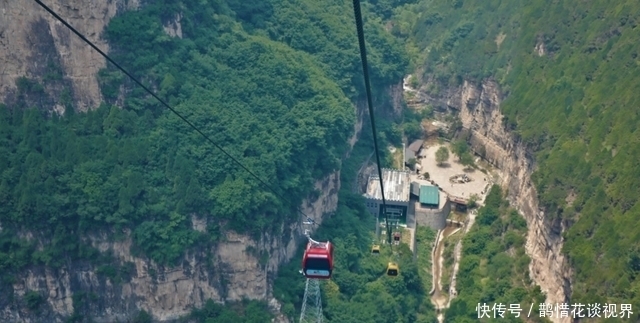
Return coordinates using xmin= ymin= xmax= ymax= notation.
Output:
xmin=395 ymin=0 xmax=640 ymax=318
xmin=274 ymin=127 xmax=438 ymax=323
xmin=0 ymin=0 xmax=407 ymax=298
xmin=228 ymin=0 xmax=409 ymax=100
xmin=446 ymin=186 xmax=547 ymax=323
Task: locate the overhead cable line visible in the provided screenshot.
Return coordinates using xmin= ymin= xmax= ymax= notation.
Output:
xmin=351 ymin=0 xmax=392 ymax=244
xmin=33 ymin=0 xmax=313 ymax=221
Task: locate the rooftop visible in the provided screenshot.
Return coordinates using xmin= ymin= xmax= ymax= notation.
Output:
xmin=410 ymin=182 xmax=420 ymax=196
xmin=365 ymin=169 xmax=410 ymax=202
xmin=407 ymin=140 xmax=424 ymax=153
xmin=449 ymin=195 xmax=469 ymax=205
xmin=405 ymin=149 xmax=416 ymax=163
xmin=419 ymin=185 xmax=440 ymax=206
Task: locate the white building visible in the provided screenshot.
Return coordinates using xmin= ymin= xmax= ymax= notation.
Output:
xmin=363 ymin=169 xmax=410 ymax=225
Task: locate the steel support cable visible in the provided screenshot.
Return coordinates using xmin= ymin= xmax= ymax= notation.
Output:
xmin=33 ymin=0 xmax=313 ymax=221
xmin=351 ymin=0 xmax=391 ymax=244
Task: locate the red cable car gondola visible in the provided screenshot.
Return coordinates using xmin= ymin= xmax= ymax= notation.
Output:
xmin=301 ymin=240 xmax=334 ymax=279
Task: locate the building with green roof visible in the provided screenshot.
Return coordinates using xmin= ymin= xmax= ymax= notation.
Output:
xmin=419 ymin=185 xmax=439 ymax=207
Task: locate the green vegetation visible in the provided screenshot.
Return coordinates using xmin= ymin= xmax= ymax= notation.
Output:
xmin=0 ymin=0 xmax=406 ymax=271
xmin=446 ymin=186 xmax=547 ymax=322
xmin=407 ymin=157 xmax=417 ymax=169
xmin=435 ymin=146 xmax=449 ymax=166
xmin=274 ymin=131 xmax=437 ymax=322
xmin=404 ymin=122 xmax=423 ymax=143
xmin=408 ymin=74 xmax=420 ymax=89
xmin=451 ymin=140 xmax=467 ymax=160
xmin=133 ymin=310 xmax=152 ymax=323
xmin=451 ymin=140 xmax=474 ymax=169
xmin=264 ymin=0 xmax=409 ymax=100
xmin=0 ymin=0 xmax=412 ymax=319
xmin=14 ymin=0 xmax=636 ymax=320
xmin=415 ymin=226 xmax=437 ymax=321
xmin=440 ymin=231 xmax=462 ymax=298
xmin=394 ymin=0 xmax=640 ymax=315
xmin=274 ymin=198 xmax=434 ymax=323
xmin=24 ymin=291 xmax=44 ymax=311
xmin=184 ymin=299 xmax=272 ymax=323
xmin=393 ymin=149 xmax=402 ymax=169
xmin=467 ymin=194 xmax=479 ymax=209
xmin=403 ymin=105 xmax=432 ymax=142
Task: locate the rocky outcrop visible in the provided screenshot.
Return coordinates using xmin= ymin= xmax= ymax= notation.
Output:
xmin=421 ymin=79 xmax=572 ymax=323
xmin=162 ymin=13 xmax=183 ymax=39
xmin=1 ymin=97 xmax=363 ymax=323
xmin=0 ymin=0 xmax=139 ymax=111
xmin=1 ymin=1 xmax=369 ymax=321
xmin=388 ymin=80 xmax=404 ymax=116
xmin=1 ymin=163 xmax=342 ymax=323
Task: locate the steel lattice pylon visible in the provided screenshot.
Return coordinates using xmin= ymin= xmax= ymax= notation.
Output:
xmin=299 ymin=278 xmax=323 ymax=323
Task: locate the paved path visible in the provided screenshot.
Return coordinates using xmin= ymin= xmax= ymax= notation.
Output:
xmin=420 ymin=144 xmax=491 ymax=199
xmin=430 ymin=225 xmax=460 ymax=308
xmin=406 ymin=227 xmax=415 ymax=253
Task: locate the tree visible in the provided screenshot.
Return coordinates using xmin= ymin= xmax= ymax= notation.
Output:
xmin=459 ymin=152 xmax=475 ymax=169
xmin=407 ymin=157 xmax=417 ymax=169
xmin=452 ymin=140 xmax=469 ymax=160
xmin=409 ymin=74 xmax=420 ymax=89
xmin=468 ymin=194 xmax=479 ymax=209
xmin=133 ymin=310 xmax=152 ymax=323
xmin=452 ymin=140 xmax=475 ymax=169
xmin=404 ymin=121 xmax=423 ymax=142
xmin=24 ymin=291 xmax=44 ymax=311
xmin=435 ymin=146 xmax=449 ymax=166
xmin=1 ymin=0 xmax=417 ymax=316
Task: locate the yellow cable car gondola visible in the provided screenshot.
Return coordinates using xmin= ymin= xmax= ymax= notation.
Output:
xmin=386 ymin=262 xmax=399 ymax=276
xmin=371 ymin=244 xmax=380 ymax=254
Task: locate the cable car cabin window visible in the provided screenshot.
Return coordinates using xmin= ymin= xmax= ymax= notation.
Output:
xmin=306 ymin=258 xmax=330 ymax=270
xmin=304 ymin=258 xmax=331 ymax=278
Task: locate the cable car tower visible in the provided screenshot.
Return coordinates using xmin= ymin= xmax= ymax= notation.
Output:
xmin=299 ymin=218 xmax=325 ymax=323
xmin=299 ymin=276 xmax=323 ymax=323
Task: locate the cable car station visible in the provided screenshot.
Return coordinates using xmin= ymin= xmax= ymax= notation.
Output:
xmin=364 ymin=169 xmax=411 ymax=226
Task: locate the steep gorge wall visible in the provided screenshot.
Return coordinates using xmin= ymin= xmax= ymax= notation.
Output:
xmin=3 ymin=170 xmax=342 ymax=323
xmin=0 ymin=0 xmax=139 ymax=111
xmin=0 ymin=1 xmax=370 ymax=322
xmin=422 ymin=80 xmax=572 ymax=322
xmin=2 ymin=110 xmax=366 ymax=322
xmin=1 ymin=96 xmax=366 ymax=322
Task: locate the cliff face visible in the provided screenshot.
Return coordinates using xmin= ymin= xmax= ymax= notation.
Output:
xmin=1 ymin=104 xmax=363 ymax=322
xmin=0 ymin=0 xmax=139 ymax=111
xmin=420 ymin=79 xmax=572 ymax=323
xmin=0 ymin=1 xmax=368 ymax=322
xmin=3 ymin=169 xmax=341 ymax=323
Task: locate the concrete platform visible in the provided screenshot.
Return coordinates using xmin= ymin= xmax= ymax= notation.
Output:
xmin=418 ymin=144 xmax=492 ymax=202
